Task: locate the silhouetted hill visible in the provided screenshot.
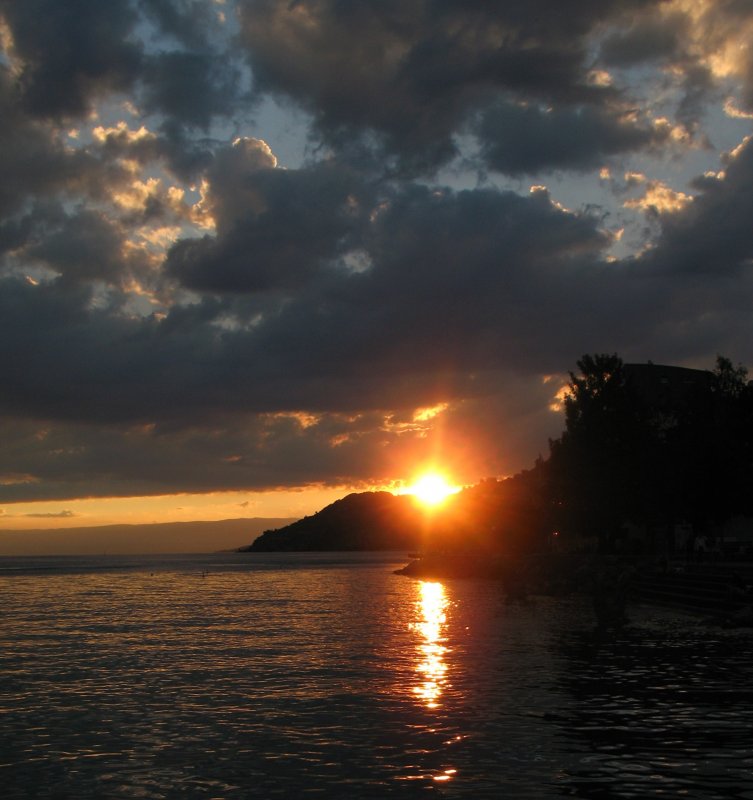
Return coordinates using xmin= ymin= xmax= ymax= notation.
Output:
xmin=244 ymin=492 xmax=422 ymax=551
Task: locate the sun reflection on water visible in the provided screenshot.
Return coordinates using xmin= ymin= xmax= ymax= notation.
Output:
xmin=411 ymin=581 xmax=449 ymax=709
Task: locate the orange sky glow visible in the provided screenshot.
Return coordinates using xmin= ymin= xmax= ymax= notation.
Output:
xmin=0 ymin=487 xmax=359 ymax=531
xmin=0 ymin=471 xmax=467 ymax=532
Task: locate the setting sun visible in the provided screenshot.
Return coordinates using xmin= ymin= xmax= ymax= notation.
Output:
xmin=408 ymin=473 xmax=459 ymax=507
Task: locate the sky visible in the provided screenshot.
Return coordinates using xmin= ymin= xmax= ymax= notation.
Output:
xmin=2 ymin=0 xmax=753 ymax=532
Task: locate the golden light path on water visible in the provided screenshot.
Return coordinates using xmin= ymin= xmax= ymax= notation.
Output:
xmin=412 ymin=581 xmax=449 ymax=709
xmin=410 ymin=580 xmax=459 ymax=784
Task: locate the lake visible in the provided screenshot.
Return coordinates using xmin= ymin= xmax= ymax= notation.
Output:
xmin=2 ymin=551 xmax=752 ymax=798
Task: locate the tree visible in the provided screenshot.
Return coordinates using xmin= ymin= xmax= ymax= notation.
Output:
xmin=563 ymin=353 xmax=628 ymax=435
xmin=549 ymin=354 xmax=649 ymax=550
xmin=702 ymin=355 xmax=753 ymax=523
xmin=712 ymin=355 xmax=748 ymax=398
xmin=550 ymin=352 xmax=753 ymax=553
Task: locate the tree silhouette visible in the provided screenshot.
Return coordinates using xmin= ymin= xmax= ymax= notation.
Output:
xmin=712 ymin=355 xmax=748 ymax=399
xmin=546 ymin=352 xmax=753 ymax=554
xmin=549 ymin=354 xmax=649 ymax=550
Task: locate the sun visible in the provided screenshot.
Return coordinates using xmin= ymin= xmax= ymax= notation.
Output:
xmin=408 ymin=473 xmax=459 ymax=507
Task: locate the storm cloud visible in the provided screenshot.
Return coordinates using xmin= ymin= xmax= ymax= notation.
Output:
xmin=1 ymin=0 xmax=752 ymax=503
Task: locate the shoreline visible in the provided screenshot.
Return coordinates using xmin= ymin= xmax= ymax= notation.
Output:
xmin=396 ymin=551 xmax=753 ymax=628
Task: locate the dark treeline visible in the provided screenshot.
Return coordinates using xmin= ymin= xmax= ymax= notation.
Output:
xmin=549 ymin=353 xmax=753 ymax=552
xmin=433 ymin=353 xmax=753 ymax=556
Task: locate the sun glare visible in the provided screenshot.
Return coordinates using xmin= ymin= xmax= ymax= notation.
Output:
xmin=409 ymin=473 xmax=458 ymax=507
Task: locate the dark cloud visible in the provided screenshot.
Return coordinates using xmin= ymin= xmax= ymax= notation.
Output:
xmin=475 ymin=101 xmax=666 ymax=175
xmin=0 ymin=212 xmax=37 ymax=259
xmin=0 ymin=411 xmax=414 ymax=501
xmin=2 ymin=142 xmax=751 ymax=501
xmin=0 ymin=183 xmax=614 ymax=429
xmin=600 ymin=13 xmax=686 ymax=66
xmin=0 ymin=0 xmax=245 ymax=146
xmin=149 ymin=123 xmax=219 ymax=184
xmin=0 ymin=0 xmax=752 ymax=505
xmin=166 ymin=141 xmax=372 ymax=293
xmin=238 ymin=0 xmax=662 ymax=172
xmin=0 ymin=374 xmax=567 ymax=502
xmin=0 ymin=68 xmax=95 ymax=218
xmin=22 ymin=208 xmax=145 ymax=286
xmin=644 ymin=136 xmax=753 ymax=275
xmin=24 ymin=510 xmax=76 ymax=519
xmin=138 ymin=0 xmax=222 ymax=50
xmin=142 ymin=50 xmax=242 ymax=130
xmin=137 ymin=0 xmax=245 ymax=127
xmin=0 ymin=0 xmax=142 ymax=119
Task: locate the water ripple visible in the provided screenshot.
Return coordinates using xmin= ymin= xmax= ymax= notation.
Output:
xmin=1 ymin=554 xmax=753 ymax=798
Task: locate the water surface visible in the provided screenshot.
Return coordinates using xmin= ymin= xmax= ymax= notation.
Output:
xmin=2 ymin=552 xmax=752 ymax=798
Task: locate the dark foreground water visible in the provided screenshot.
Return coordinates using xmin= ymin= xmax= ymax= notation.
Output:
xmin=2 ymin=552 xmax=752 ymax=799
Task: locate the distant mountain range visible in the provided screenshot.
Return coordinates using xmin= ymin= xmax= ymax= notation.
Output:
xmin=243 ymin=492 xmax=423 ymax=551
xmin=0 ymin=518 xmax=296 ymax=556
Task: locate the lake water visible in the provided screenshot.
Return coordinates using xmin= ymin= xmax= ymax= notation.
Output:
xmin=2 ymin=551 xmax=753 ymax=799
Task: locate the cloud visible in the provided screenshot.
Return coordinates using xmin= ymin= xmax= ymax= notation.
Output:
xmin=643 ymin=135 xmax=753 ymax=274
xmin=166 ymin=141 xmax=372 ymax=293
xmin=139 ymin=0 xmax=226 ymax=50
xmin=623 ymin=179 xmax=693 ymax=214
xmin=21 ymin=207 xmax=149 ymax=286
xmin=24 ymin=510 xmax=76 ymax=518
xmin=0 ymin=0 xmax=752 ymax=507
xmin=0 ymin=180 xmax=613 ymax=424
xmin=600 ymin=12 xmax=686 ymax=66
xmin=1 ymin=136 xmax=750 ymax=502
xmin=141 ymin=50 xmax=241 ymax=130
xmin=599 ymin=1 xmax=753 ymax=128
xmin=0 ymin=375 xmax=568 ymax=502
xmin=237 ymin=0 xmax=664 ymax=172
xmin=0 ymin=0 xmax=142 ymax=119
xmin=474 ymin=100 xmax=667 ymax=175
xmin=0 ymin=67 xmax=97 ymax=219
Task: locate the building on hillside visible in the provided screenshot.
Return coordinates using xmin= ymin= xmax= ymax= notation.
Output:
xmin=619 ymin=364 xmax=720 ymax=558
xmin=623 ymin=362 xmax=712 ymax=412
